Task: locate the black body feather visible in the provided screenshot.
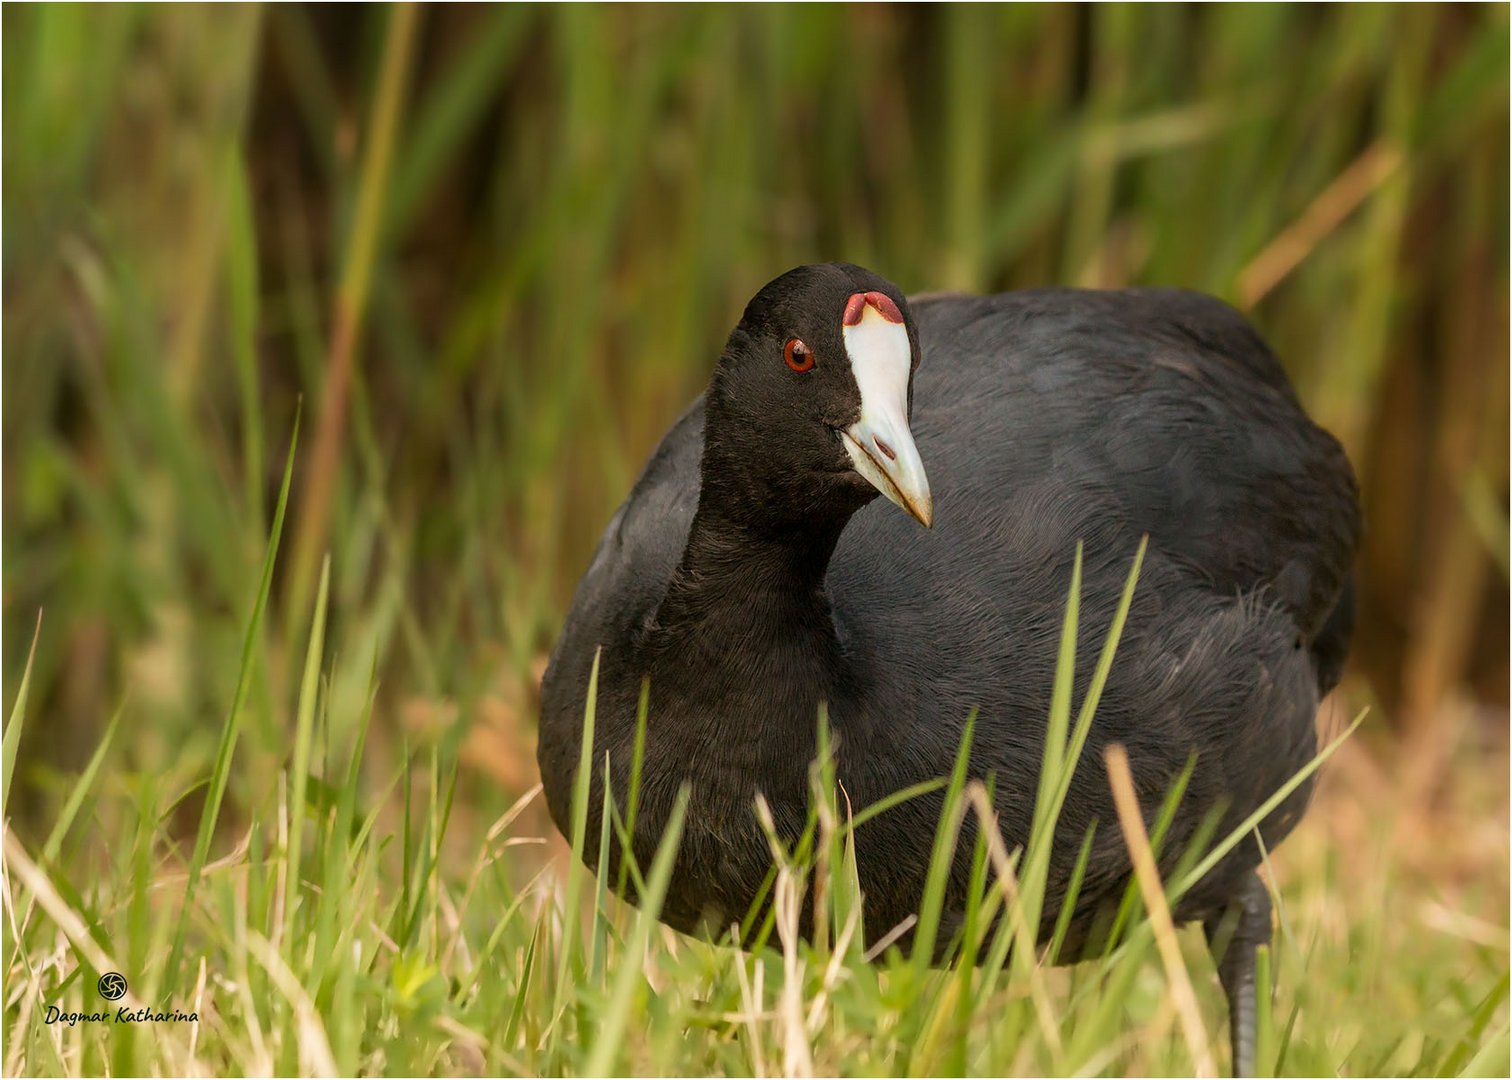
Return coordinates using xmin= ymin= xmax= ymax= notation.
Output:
xmin=538 ymin=268 xmax=1359 ymax=957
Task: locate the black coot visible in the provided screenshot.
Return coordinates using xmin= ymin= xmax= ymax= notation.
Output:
xmin=538 ymin=263 xmax=1359 ymax=1075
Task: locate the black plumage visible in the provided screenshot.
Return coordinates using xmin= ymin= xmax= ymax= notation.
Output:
xmin=538 ymin=263 xmax=1359 ymax=1074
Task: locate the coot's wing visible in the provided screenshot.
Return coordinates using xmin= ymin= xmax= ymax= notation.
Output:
xmin=566 ymin=396 xmax=705 ymax=647
xmin=1117 ymin=286 xmax=1304 ymax=399
xmin=903 ymin=288 xmax=1359 ymax=645
xmin=541 ymin=395 xmax=704 ymax=733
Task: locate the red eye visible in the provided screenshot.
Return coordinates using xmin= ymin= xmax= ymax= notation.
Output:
xmin=784 ymin=338 xmax=815 ymax=373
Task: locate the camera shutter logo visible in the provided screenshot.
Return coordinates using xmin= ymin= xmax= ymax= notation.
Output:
xmin=97 ymin=973 xmax=127 ymax=1001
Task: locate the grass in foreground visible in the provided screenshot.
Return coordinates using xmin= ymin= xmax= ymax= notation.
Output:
xmin=2 ymin=534 xmax=1507 ymax=1078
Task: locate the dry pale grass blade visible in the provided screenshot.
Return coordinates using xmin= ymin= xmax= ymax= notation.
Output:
xmin=435 ymin=1013 xmax=501 ymax=1074
xmin=4 ymin=975 xmax=35 ymax=1077
xmin=771 ymin=865 xmax=814 ymax=1078
xmin=811 ymin=777 xmax=835 ymax=958
xmin=1103 ymin=744 xmax=1217 ymax=1078
xmin=753 ymin=782 xmax=825 ymax=1055
xmin=2 ymin=828 xmax=205 ymax=1076
xmin=862 ymin=914 xmax=917 ymax=963
xmin=151 ymin=826 xmax=255 ymax=888
xmin=965 ymin=782 xmax=1065 ymax=1060
xmin=1419 ymin=899 xmax=1510 ymax=951
xmin=188 ymin=956 xmax=208 ymax=1064
xmin=437 ymin=782 xmax=547 ymax=970
xmin=1236 ymin=140 xmax=1403 ymax=307
xmin=732 ymin=953 xmax=771 ymax=1078
xmin=244 ymin=931 xmax=340 ymax=1077
xmin=5 ymin=828 xmax=131 ymax=994
xmin=805 ymin=902 xmax=861 ymax=1035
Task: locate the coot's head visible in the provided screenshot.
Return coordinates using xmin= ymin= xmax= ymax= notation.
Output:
xmin=705 ymin=263 xmax=933 ymax=528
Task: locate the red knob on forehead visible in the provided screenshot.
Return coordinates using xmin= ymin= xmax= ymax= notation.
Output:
xmin=843 ymin=291 xmax=905 ymax=327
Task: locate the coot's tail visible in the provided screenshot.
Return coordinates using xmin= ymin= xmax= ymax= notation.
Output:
xmin=1309 ymin=575 xmax=1355 ymax=695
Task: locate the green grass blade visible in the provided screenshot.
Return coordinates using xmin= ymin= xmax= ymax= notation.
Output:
xmin=1255 ymin=944 xmax=1274 ymax=1077
xmin=167 ymin=406 xmax=299 ymax=986
xmin=909 ymin=710 xmax=975 ymax=975
xmin=1441 ymin=971 xmax=1512 ymax=1076
xmin=1046 ymin=821 xmax=1098 ymax=965
xmin=553 ymin=646 xmax=600 ymax=1020
xmin=1017 ymin=543 xmax=1084 ymax=954
xmin=1055 ymin=535 xmax=1148 ymax=812
xmin=41 ymin=701 xmax=123 ymax=863
xmin=614 ymin=676 xmax=650 ymax=901
xmin=503 ymin=914 xmax=543 ymax=1049
xmin=584 ymin=785 xmax=690 ymax=1077
xmin=1457 ymin=1028 xmax=1511 ymax=1079
xmin=588 ymin=751 xmax=615 ymax=982
xmin=2 ymin=613 xmax=42 ymax=821
xmin=284 ymin=554 xmax=331 ymax=947
xmin=845 ymin=777 xmax=950 ymax=835
xmin=1169 ymin=709 xmax=1368 ymax=904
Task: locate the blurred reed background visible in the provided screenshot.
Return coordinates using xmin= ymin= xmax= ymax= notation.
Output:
xmin=3 ymin=3 xmax=1507 ymax=851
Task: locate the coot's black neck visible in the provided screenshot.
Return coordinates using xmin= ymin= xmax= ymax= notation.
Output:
xmin=659 ymin=506 xmax=846 ymax=618
xmin=644 ymin=434 xmax=861 ymax=710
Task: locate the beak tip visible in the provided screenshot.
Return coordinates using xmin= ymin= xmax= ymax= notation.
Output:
xmin=840 ymin=426 xmax=933 ymax=530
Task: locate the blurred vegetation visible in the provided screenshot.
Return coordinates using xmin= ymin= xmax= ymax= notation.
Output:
xmin=0 ymin=0 xmax=1506 ymax=884
xmin=1 ymin=4 xmax=1507 ymax=1076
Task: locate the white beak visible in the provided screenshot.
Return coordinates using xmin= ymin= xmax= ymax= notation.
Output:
xmin=840 ymin=299 xmax=933 ymax=528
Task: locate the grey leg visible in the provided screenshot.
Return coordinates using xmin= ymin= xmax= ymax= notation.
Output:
xmin=1204 ymin=874 xmax=1273 ymax=1078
